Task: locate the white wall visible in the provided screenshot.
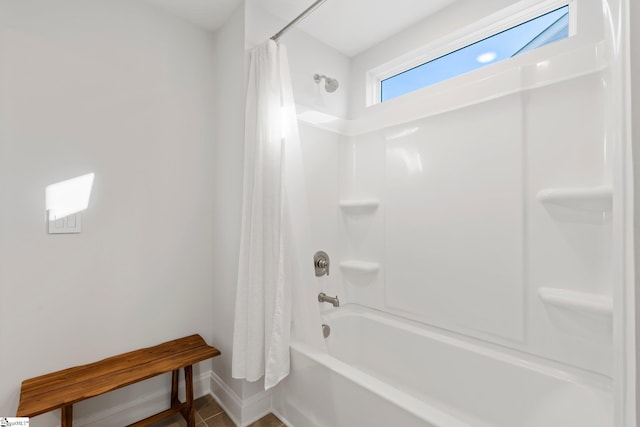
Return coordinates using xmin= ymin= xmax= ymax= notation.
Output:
xmin=209 ymin=0 xmax=250 ymax=406
xmin=0 ymin=0 xmax=217 ymax=424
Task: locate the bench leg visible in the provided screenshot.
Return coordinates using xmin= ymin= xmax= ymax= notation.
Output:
xmin=170 ymin=369 xmax=180 ymax=409
xmin=61 ymin=405 xmax=73 ymax=427
xmin=181 ymin=365 xmax=195 ymax=427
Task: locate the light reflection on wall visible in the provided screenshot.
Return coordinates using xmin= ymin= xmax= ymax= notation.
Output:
xmin=45 ymin=173 xmax=95 ymax=220
xmin=297 ymin=110 xmax=340 ymax=125
xmin=387 ymin=147 xmax=424 ymax=175
xmin=386 ymin=127 xmax=423 ymax=175
xmin=385 ymin=126 xmax=420 ymax=141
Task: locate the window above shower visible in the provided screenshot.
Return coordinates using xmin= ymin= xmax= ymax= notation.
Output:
xmin=368 ymin=1 xmax=574 ymax=104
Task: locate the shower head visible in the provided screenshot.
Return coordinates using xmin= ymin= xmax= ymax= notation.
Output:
xmin=314 ymin=74 xmax=339 ymax=93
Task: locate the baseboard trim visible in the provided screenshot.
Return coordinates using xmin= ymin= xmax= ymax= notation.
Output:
xmin=208 ymin=370 xmax=243 ymax=425
xmin=272 ymin=409 xmax=295 ymax=427
xmin=209 ymin=371 xmax=273 ymax=427
xmin=45 ymin=370 xmax=274 ymax=427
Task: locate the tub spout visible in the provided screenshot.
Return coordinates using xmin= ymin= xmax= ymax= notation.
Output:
xmin=318 ymin=292 xmax=340 ymax=307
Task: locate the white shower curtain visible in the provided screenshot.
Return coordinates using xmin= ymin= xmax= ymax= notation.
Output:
xmin=232 ymin=40 xmax=303 ymax=390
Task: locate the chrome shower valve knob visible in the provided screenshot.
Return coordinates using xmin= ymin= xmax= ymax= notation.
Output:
xmin=314 ymin=251 xmax=330 ymax=276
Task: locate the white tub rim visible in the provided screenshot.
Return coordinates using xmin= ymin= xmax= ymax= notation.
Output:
xmin=314 ymin=303 xmax=613 ymax=392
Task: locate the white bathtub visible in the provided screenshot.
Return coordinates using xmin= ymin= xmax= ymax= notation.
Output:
xmin=274 ymin=304 xmax=613 ymax=427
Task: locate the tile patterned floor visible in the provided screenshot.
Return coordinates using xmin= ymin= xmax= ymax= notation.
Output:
xmin=148 ymin=394 xmax=285 ymax=427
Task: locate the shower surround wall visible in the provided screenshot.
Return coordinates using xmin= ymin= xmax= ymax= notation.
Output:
xmin=341 ymin=86 xmax=611 ymax=365
xmin=342 ymin=0 xmax=612 ymax=374
xmin=340 ymin=71 xmax=611 ymax=371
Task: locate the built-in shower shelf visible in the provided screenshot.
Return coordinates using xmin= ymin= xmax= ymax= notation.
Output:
xmin=536 ymin=186 xmax=612 ymax=211
xmin=339 ymin=199 xmax=380 ymax=212
xmin=339 ymin=260 xmax=380 ymax=274
xmin=538 ymin=287 xmax=613 ymax=317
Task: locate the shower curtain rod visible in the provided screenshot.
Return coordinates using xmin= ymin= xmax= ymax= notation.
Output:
xmin=270 ymin=0 xmax=327 ymax=41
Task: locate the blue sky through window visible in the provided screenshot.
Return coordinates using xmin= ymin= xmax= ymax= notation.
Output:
xmin=380 ymin=5 xmax=569 ymax=102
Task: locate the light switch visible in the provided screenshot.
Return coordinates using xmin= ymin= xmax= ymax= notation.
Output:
xmin=48 ymin=212 xmax=82 ymax=234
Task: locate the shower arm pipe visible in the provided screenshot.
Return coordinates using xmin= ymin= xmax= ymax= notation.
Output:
xmin=270 ymin=0 xmax=327 ymax=41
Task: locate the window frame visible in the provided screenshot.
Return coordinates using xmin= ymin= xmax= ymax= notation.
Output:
xmin=366 ymin=0 xmax=577 ymax=106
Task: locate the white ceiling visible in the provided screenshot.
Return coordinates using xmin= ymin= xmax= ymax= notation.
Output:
xmin=259 ymin=0 xmax=457 ymax=56
xmin=140 ymin=0 xmax=457 ymax=57
xmin=141 ymin=0 xmax=242 ymax=32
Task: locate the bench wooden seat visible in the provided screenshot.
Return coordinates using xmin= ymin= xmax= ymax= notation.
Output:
xmin=16 ymin=334 xmax=220 ymax=427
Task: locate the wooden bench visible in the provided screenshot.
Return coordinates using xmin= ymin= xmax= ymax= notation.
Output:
xmin=16 ymin=334 xmax=220 ymax=427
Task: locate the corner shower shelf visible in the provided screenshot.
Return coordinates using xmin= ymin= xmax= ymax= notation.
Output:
xmin=339 ymin=199 xmax=380 ymax=212
xmin=536 ymin=186 xmax=612 ymax=212
xmin=339 ymin=260 xmax=380 ymax=274
xmin=537 ymin=287 xmax=613 ymax=317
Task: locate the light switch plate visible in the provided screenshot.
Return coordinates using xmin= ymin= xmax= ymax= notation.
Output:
xmin=48 ymin=212 xmax=82 ymax=234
